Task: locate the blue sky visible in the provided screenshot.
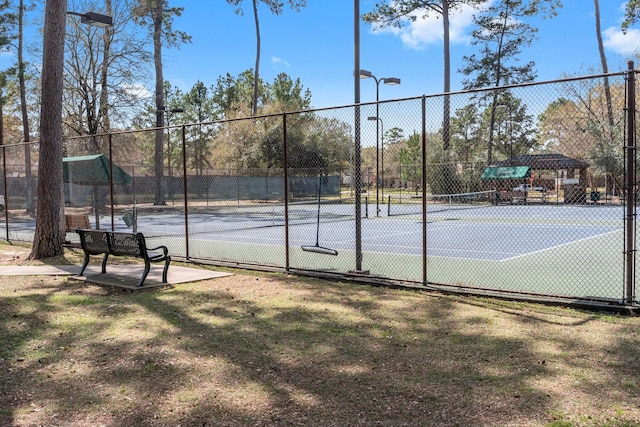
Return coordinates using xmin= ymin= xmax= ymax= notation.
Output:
xmin=161 ymin=1 xmax=640 ymax=109
xmin=1 ymin=1 xmax=639 ymax=110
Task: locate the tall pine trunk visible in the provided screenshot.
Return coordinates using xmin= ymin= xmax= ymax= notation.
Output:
xmin=29 ymin=0 xmax=66 ymax=259
xmin=594 ymin=0 xmax=614 ymax=130
xmin=442 ymin=0 xmax=451 ymax=151
xmin=153 ymin=0 xmax=166 ymax=205
xmin=252 ymin=0 xmax=260 ymax=116
xmin=18 ymin=0 xmax=34 ymax=215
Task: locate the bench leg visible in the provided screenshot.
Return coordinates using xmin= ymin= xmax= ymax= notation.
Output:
xmin=78 ymin=253 xmax=90 ymax=276
xmin=162 ymin=257 xmax=171 ymax=284
xmin=101 ymin=254 xmax=109 ymax=274
xmin=137 ymin=260 xmax=151 ymax=287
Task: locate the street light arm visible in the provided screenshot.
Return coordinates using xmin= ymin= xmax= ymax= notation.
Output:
xmin=66 ymin=11 xmax=113 ymax=28
xmin=382 ymin=77 xmax=401 ymax=85
xmin=358 ymin=69 xmax=372 ymax=79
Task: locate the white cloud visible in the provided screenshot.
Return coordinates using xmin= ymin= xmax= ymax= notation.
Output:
xmin=370 ymin=3 xmax=480 ymax=50
xmin=272 ymin=56 xmax=290 ymax=67
xmin=121 ymin=82 xmax=153 ymax=101
xmin=604 ymin=26 xmax=640 ymax=56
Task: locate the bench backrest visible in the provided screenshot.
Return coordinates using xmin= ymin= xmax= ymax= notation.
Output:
xmin=77 ymin=229 xmax=109 ymax=254
xmin=65 ymin=214 xmax=90 ymax=231
xmin=108 ymin=232 xmax=144 ymax=257
xmin=77 ymin=229 xmax=146 ymax=258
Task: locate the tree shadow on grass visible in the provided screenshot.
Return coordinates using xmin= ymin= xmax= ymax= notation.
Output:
xmin=1 ymin=275 xmax=640 ymax=426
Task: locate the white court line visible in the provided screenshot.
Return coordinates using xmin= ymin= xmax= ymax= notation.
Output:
xmin=500 ymin=228 xmax=623 ymax=262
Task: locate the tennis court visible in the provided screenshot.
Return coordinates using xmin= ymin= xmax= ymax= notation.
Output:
xmin=1 ymin=190 xmax=628 ymax=302
xmin=129 ymin=200 xmax=622 ymax=260
xmin=113 ymin=199 xmax=620 ymax=301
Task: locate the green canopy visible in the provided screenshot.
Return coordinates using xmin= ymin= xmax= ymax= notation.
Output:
xmin=481 ymin=166 xmax=531 ymax=180
xmin=63 ymin=154 xmax=132 ymax=186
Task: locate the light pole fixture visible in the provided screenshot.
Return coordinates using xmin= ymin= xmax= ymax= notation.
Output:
xmin=66 ymin=11 xmax=113 ymax=28
xmin=360 ymin=69 xmax=400 ymax=216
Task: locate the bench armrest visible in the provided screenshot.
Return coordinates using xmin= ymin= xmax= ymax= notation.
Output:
xmin=146 ymin=245 xmax=169 ymax=261
xmin=147 ymin=245 xmax=168 ymax=255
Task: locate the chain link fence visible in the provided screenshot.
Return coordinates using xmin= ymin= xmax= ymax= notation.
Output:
xmin=0 ymin=69 xmax=637 ymax=307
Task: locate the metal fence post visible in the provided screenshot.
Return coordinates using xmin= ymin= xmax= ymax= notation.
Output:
xmin=108 ymin=133 xmax=114 ymax=231
xmin=283 ymin=113 xmax=290 ymax=271
xmin=625 ymin=60 xmax=636 ymax=305
xmin=182 ymin=125 xmax=190 ymax=260
xmin=421 ymin=96 xmax=427 ymax=286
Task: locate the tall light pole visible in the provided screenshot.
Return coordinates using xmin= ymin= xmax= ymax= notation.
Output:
xmin=367 ymin=116 xmax=384 ymax=204
xmin=359 ymin=69 xmax=400 ymax=216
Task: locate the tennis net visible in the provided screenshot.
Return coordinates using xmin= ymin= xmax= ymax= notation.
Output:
xmin=386 ymin=190 xmax=496 ymax=217
xmin=179 ymin=198 xmax=366 ymax=235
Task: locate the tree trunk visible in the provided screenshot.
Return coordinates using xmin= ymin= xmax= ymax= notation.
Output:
xmin=594 ymin=0 xmax=615 ymax=130
xmin=29 ymin=0 xmax=67 ymax=259
xmin=442 ymin=0 xmax=451 ymax=151
xmin=486 ymin=4 xmax=509 ymax=165
xmin=252 ymin=0 xmax=260 ymax=116
xmin=153 ymin=0 xmax=165 ymax=205
xmin=18 ymin=0 xmax=34 ymax=215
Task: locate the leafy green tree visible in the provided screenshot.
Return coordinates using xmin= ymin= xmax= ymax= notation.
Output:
xmin=270 ymin=72 xmax=312 ymax=111
xmin=284 ymin=115 xmax=351 ymax=173
xmin=183 ymin=81 xmax=216 ymax=174
xmin=226 ymin=0 xmax=307 ymax=116
xmin=622 ymin=0 xmax=640 ymax=32
xmin=212 ymin=69 xmax=264 ymax=115
xmin=207 ymin=69 xmax=351 ymax=174
xmin=450 ymin=104 xmax=483 ymax=163
xmin=459 ymin=0 xmax=561 ymax=164
xmin=362 ymin=0 xmax=485 ymax=151
xmin=0 ymin=0 xmax=15 ymax=50
xmin=489 ymin=95 xmax=537 ymax=161
xmin=398 ymin=132 xmax=422 ymax=189
xmin=424 ymin=132 xmax=463 ymax=194
xmin=382 ymin=126 xmax=404 ymax=183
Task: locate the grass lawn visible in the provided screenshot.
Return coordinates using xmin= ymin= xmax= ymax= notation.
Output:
xmin=1 ymin=242 xmax=640 ymax=426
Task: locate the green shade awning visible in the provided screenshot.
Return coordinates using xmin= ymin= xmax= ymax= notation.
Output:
xmin=481 ymin=166 xmax=531 ymax=180
xmin=63 ymin=154 xmax=133 ymax=186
